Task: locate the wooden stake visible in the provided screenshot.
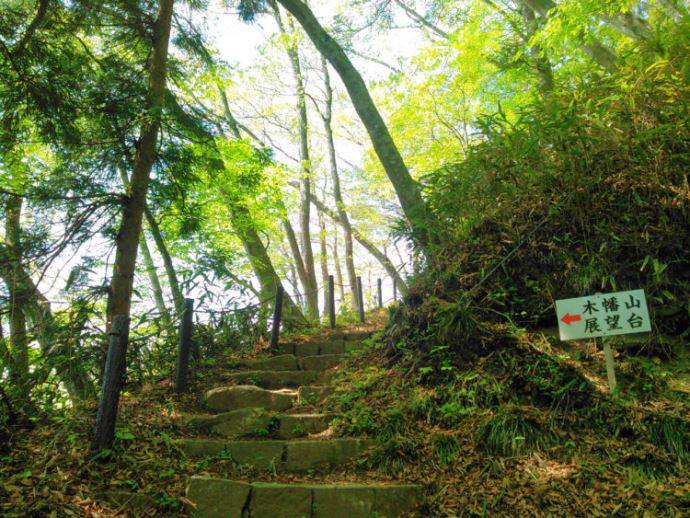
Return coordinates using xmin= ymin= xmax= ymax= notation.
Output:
xmin=270 ymin=286 xmax=284 ymax=351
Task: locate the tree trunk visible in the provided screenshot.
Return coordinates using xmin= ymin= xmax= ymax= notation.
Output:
xmin=118 ymin=165 xmax=173 ymax=327
xmin=276 ymin=0 xmax=432 ymax=256
xmin=107 ymin=0 xmax=175 ymax=326
xmin=272 ymin=4 xmax=319 ymax=320
xmin=139 ymin=233 xmax=172 ymax=327
xmin=332 ymin=225 xmax=345 ymax=302
xmin=282 ymin=215 xmax=311 ymax=309
xmin=4 ymin=196 xmax=29 ymax=399
xmin=1 ymin=199 xmax=92 ymax=400
xmin=519 ymin=2 xmax=555 ymax=92
xmin=308 ymin=192 xmax=408 ymax=294
xmin=318 ymin=212 xmax=330 ymax=318
xmin=232 ymin=206 xmax=308 ymax=328
xmin=144 ymin=207 xmax=184 ymax=317
xmin=216 ymin=87 xmax=307 ymax=327
xmin=319 ymin=56 xmax=361 ymax=313
xmin=393 ymin=0 xmax=449 ymax=39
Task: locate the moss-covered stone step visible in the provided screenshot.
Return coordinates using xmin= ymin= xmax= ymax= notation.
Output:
xmin=277 ymin=340 xmax=351 ymax=356
xmin=175 ymin=438 xmax=373 ymax=471
xmin=185 ymin=407 xmax=275 ymax=437
xmin=298 ymin=385 xmax=334 ymax=405
xmin=276 ymin=413 xmax=334 ymax=439
xmin=184 ymin=410 xmax=333 ymax=439
xmin=225 ymin=370 xmax=318 ymax=389
xmin=186 ymin=477 xmax=421 ymax=518
xmin=237 ymin=354 xmax=345 ymax=373
xmin=204 ymin=385 xmax=296 ymax=413
xmin=241 ymin=354 xmax=299 ymax=371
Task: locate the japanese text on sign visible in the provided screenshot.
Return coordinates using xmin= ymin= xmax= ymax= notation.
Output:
xmin=555 ymin=289 xmax=651 ymax=341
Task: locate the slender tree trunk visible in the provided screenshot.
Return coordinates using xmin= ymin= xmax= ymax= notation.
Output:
xmin=232 ymin=206 xmax=307 ymax=328
xmin=393 ymin=0 xmax=449 ymax=39
xmin=277 ymin=0 xmax=432 ymax=256
xmin=332 ymin=226 xmax=345 ymax=302
xmin=1 ymin=199 xmax=91 ymax=400
xmin=4 ymin=196 xmax=29 ymax=398
xmin=282 ymin=215 xmax=311 ymax=308
xmin=107 ymin=0 xmax=175 ymax=326
xmin=318 ymin=212 xmax=330 ymax=318
xmin=139 ymin=233 xmax=172 ymax=327
xmin=144 ymin=208 xmax=184 ymax=316
xmin=272 ymin=3 xmax=319 ymax=319
xmin=318 ymin=56 xmax=361 ymax=312
xmin=217 ymin=87 xmax=307 ymax=326
xmin=287 ymin=261 xmax=304 ymax=308
xmin=308 ymin=192 xmax=408 ymax=294
xmin=118 ymin=165 xmax=173 ymax=327
xmin=519 ymin=2 xmax=555 ymax=92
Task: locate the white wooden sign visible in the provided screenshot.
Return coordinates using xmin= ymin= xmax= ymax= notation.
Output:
xmin=555 ymin=289 xmax=651 ymax=341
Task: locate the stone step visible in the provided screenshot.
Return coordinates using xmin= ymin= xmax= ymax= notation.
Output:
xmin=225 ymin=370 xmax=318 ymax=389
xmin=186 ymin=476 xmax=421 ymax=518
xmin=175 ymin=438 xmax=372 ymax=471
xmin=184 ymin=410 xmax=334 ymax=439
xmin=241 ymin=354 xmax=299 ymax=371
xmin=298 ymin=385 xmax=335 ymax=405
xmin=276 ymin=413 xmax=334 ymax=439
xmin=238 ymin=354 xmax=345 ymax=373
xmin=204 ymin=385 xmax=296 ymax=413
xmin=278 ymin=339 xmax=363 ymax=357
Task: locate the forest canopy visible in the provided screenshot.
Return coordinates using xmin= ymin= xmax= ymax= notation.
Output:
xmin=0 ymin=0 xmax=689 ymax=514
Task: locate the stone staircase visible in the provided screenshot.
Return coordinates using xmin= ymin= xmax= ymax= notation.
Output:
xmin=178 ymin=331 xmax=421 ymax=517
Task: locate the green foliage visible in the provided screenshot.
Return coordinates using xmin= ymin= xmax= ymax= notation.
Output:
xmin=477 ymin=407 xmax=555 ymax=457
xmin=432 ymin=433 xmax=460 ymax=466
xmin=647 ymin=415 xmax=690 ymax=464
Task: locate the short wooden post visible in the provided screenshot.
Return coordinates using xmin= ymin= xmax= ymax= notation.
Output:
xmin=377 ymin=278 xmax=383 ymax=308
xmin=393 ymin=278 xmax=397 ymax=301
xmin=92 ymin=315 xmax=130 ymax=451
xmin=357 ymin=276 xmax=365 ymax=324
xmin=270 ymin=285 xmax=284 ymax=351
xmin=174 ymin=298 xmax=194 ymax=393
xmin=328 ymin=275 xmax=336 ymax=329
xmin=601 ymin=338 xmax=618 ymax=396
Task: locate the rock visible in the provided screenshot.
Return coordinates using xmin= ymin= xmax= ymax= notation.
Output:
xmin=299 ymin=354 xmax=344 ymax=372
xmin=241 ymin=354 xmax=299 ymax=371
xmin=185 ymin=476 xmax=250 ymax=517
xmin=315 ymin=340 xmax=346 ymax=355
xmin=250 ymin=482 xmax=312 ymax=518
xmin=311 ymin=485 xmax=375 ymax=517
xmin=204 ymin=385 xmax=295 ymax=412
xmin=176 ymin=439 xmax=285 ymax=469
xmin=277 ymin=414 xmax=333 ymax=439
xmin=284 ymin=439 xmax=373 ymax=471
xmin=226 ymin=370 xmax=317 ymax=389
xmin=297 ymin=385 xmax=334 ymax=405
xmin=373 ymin=484 xmax=422 ymax=517
xmin=185 ymin=478 xmax=421 ymax=518
xmin=209 ymin=408 xmax=274 ymax=438
xmin=292 ymin=342 xmax=321 ymax=357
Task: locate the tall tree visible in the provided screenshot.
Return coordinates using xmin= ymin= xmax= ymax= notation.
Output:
xmin=241 ymin=0 xmax=433 ymax=256
xmin=107 ymin=0 xmax=175 ymax=325
xmin=316 ymin=56 xmax=361 ymax=313
xmin=271 ymin=3 xmax=319 ymax=319
xmin=216 ymin=89 xmax=307 ymax=326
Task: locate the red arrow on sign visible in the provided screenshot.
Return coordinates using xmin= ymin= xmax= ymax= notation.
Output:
xmin=561 ymin=313 xmax=582 ymax=325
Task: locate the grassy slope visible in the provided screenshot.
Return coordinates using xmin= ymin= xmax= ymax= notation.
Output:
xmin=0 ymin=310 xmax=688 ymax=516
